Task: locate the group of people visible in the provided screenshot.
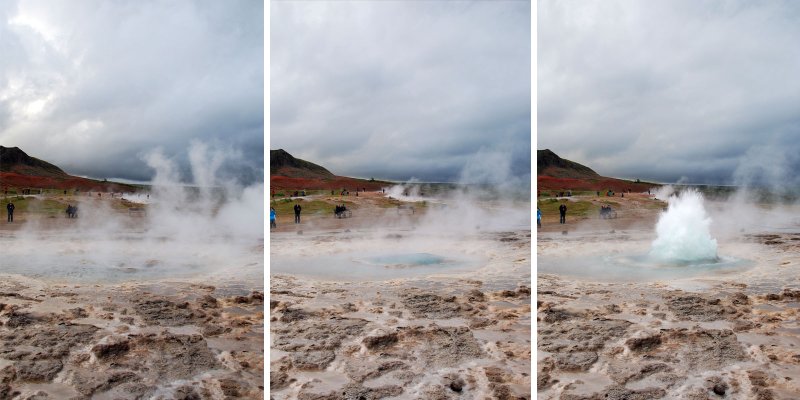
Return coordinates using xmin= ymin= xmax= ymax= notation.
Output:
xmin=5 ymin=201 xmax=80 ymax=223
xmin=536 ymin=203 xmax=568 ymax=228
xmin=599 ymin=205 xmax=615 ymax=219
xmin=334 ymin=204 xmax=348 ymax=217
xmin=269 ymin=203 xmax=304 ymax=229
xmin=66 ymin=204 xmax=79 ymax=218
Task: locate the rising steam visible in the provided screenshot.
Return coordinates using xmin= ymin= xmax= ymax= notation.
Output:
xmin=650 ymin=189 xmax=718 ymax=263
xmin=5 ymin=141 xmax=263 ymax=282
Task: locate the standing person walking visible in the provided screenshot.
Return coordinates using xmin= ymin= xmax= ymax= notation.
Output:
xmin=294 ymin=203 xmax=302 ymax=224
xmin=559 ymin=203 xmax=567 ymax=224
xmin=270 ymin=207 xmax=277 ymax=229
xmin=6 ymin=202 xmax=14 ymax=222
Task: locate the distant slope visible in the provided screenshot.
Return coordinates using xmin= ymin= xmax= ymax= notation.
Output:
xmin=270 ymin=149 xmax=335 ymax=179
xmin=0 ymin=146 xmax=67 ymax=178
xmin=0 ymin=146 xmax=136 ymax=192
xmin=537 ymin=149 xmax=656 ymax=192
xmin=270 ymin=149 xmax=388 ymax=191
xmin=537 ymin=149 xmax=600 ymax=179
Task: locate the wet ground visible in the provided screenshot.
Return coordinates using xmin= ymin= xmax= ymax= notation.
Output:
xmin=0 ymin=275 xmax=264 ymax=399
xmin=0 ymin=213 xmax=264 ymax=400
xmin=270 ymin=225 xmax=532 ymax=399
xmin=538 ymin=211 xmax=800 ymax=399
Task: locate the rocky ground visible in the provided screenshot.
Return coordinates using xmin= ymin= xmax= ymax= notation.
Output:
xmin=0 ymin=275 xmax=264 ymax=399
xmin=269 ymin=197 xmax=532 ymax=399
xmin=537 ymin=194 xmax=800 ymax=399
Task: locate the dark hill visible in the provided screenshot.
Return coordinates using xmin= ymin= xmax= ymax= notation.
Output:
xmin=0 ymin=146 xmax=135 ymax=192
xmin=537 ymin=149 xmax=657 ymax=192
xmin=0 ymin=146 xmax=67 ymax=178
xmin=270 ymin=149 xmax=388 ymax=191
xmin=270 ymin=149 xmax=334 ymax=179
xmin=537 ymin=149 xmax=599 ymax=179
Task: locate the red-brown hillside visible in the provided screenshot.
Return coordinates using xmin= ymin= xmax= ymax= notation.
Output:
xmin=270 ymin=149 xmax=389 ymax=191
xmin=0 ymin=146 xmax=136 ymax=192
xmin=537 ymin=149 xmax=658 ymax=192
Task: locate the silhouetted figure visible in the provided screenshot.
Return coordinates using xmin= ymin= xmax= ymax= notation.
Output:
xmin=270 ymin=207 xmax=277 ymax=228
xmin=559 ymin=203 xmax=567 ymax=224
xmin=6 ymin=202 xmax=14 ymax=222
xmin=335 ymin=204 xmax=350 ymax=218
xmin=294 ymin=203 xmax=302 ymax=224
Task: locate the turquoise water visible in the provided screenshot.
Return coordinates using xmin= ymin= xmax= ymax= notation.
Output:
xmin=0 ymin=232 xmax=262 ymax=283
xmin=538 ymin=253 xmax=751 ymax=282
xmin=364 ymin=253 xmax=448 ymax=266
xmin=271 ymin=252 xmax=481 ymax=281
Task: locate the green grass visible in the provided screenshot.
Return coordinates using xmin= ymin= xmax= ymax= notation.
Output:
xmin=537 ymin=198 xmax=598 ymax=218
xmin=270 ymin=198 xmax=347 ymax=216
xmin=2 ymin=197 xmax=67 ymax=216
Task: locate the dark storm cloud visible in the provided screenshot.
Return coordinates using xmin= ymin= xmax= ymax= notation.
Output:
xmin=271 ymin=1 xmax=531 ymax=183
xmin=0 ymin=0 xmax=263 ymax=184
xmin=539 ymin=1 xmax=800 ymax=184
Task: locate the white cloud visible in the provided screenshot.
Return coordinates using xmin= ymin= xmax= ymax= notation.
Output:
xmin=271 ymin=1 xmax=531 ymax=182
xmin=0 ymin=0 xmax=263 ymax=183
xmin=539 ymin=0 xmax=800 ymax=184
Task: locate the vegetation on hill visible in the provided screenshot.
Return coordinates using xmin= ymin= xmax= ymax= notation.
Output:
xmin=537 ymin=149 xmax=659 ymax=193
xmin=270 ymin=149 xmax=334 ymax=178
xmin=537 ymin=149 xmax=600 ymax=179
xmin=0 ymin=146 xmax=67 ymax=177
xmin=270 ymin=149 xmax=390 ymax=191
xmin=0 ymin=146 xmax=136 ymax=192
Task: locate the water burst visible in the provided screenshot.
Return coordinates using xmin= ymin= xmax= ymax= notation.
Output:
xmin=650 ymin=189 xmax=718 ymax=263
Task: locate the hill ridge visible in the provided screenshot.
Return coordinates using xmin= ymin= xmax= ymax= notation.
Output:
xmin=537 ymin=149 xmax=599 ymax=179
xmin=0 ymin=146 xmax=68 ymax=178
xmin=0 ymin=145 xmax=134 ymax=192
xmin=269 ymin=149 xmax=387 ymax=191
xmin=270 ymin=149 xmax=335 ymax=179
xmin=537 ymin=149 xmax=656 ymax=192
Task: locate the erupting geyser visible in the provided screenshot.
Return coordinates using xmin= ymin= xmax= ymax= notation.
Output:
xmin=650 ymin=189 xmax=718 ymax=263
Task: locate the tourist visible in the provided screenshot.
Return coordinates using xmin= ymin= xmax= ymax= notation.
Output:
xmin=270 ymin=207 xmax=277 ymax=229
xmin=559 ymin=203 xmax=567 ymax=224
xmin=537 ymin=207 xmax=542 ymax=228
xmin=294 ymin=203 xmax=302 ymax=224
xmin=6 ymin=202 xmax=14 ymax=222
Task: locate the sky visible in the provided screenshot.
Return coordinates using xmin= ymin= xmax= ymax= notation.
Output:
xmin=271 ymin=1 xmax=531 ymax=184
xmin=539 ymin=1 xmax=800 ymax=186
xmin=0 ymin=0 xmax=263 ymax=184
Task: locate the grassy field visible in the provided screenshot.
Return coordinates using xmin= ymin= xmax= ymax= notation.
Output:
xmin=2 ymin=194 xmax=146 ymax=218
xmin=270 ymin=198 xmax=354 ymax=217
xmin=537 ymin=198 xmax=598 ymax=218
xmin=2 ymin=196 xmax=68 ymax=217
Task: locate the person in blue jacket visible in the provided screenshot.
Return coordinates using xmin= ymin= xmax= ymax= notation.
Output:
xmin=537 ymin=207 xmax=542 ymax=228
xmin=270 ymin=207 xmax=277 ymax=229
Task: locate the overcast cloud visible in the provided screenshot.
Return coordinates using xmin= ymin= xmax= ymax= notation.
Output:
xmin=539 ymin=1 xmax=800 ymax=185
xmin=271 ymin=1 xmax=531 ymax=183
xmin=0 ymin=0 xmax=263 ymax=184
